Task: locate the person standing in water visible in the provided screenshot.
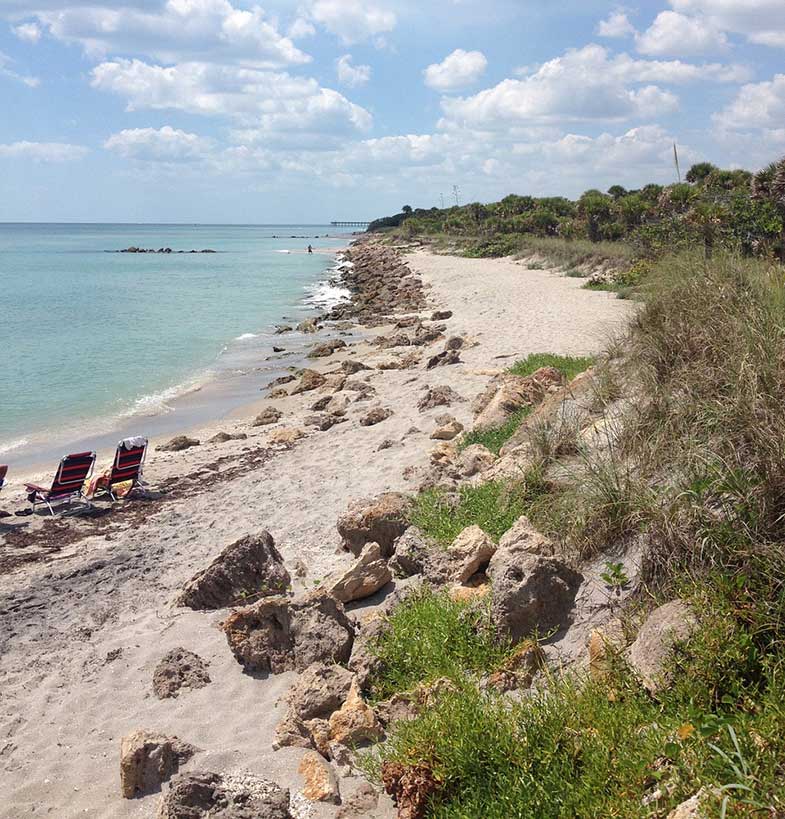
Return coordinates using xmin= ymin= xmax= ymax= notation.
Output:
xmin=307 ymin=244 xmax=313 ymax=253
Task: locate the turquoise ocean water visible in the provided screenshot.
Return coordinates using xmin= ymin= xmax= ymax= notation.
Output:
xmin=1 ymin=224 xmax=356 ymax=465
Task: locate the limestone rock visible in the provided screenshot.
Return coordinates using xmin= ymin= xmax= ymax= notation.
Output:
xmin=285 ymin=663 xmax=355 ymax=722
xmin=272 ymin=710 xmax=314 ymax=752
xmin=497 ymin=516 xmax=554 ymax=557
xmin=431 ymin=310 xmax=452 ymax=320
xmin=308 ymin=339 xmax=347 ymax=358
xmin=337 ymin=492 xmax=412 ymax=557
xmin=152 ymin=648 xmax=210 ymax=699
xmin=208 ymin=431 xmax=247 ymax=444
xmin=341 ymin=360 xmax=371 ymax=375
xmin=360 ymin=406 xmax=393 ymax=426
xmin=455 ymin=444 xmax=497 ymax=477
xmin=627 ymin=600 xmax=698 ymax=694
xmin=222 ymin=591 xmax=355 ymax=674
xmin=448 ymin=581 xmax=490 ymax=603
xmin=488 ymin=552 xmax=582 ymax=643
xmin=426 ymin=349 xmax=461 ymax=369
xmin=156 ymin=436 xmax=200 ymax=452
xmin=327 ymin=542 xmax=392 ymax=603
xmin=329 ymin=680 xmax=383 ymax=745
xmin=297 ymin=318 xmax=319 ymax=333
xmin=268 ymin=427 xmax=305 ymax=445
xmin=430 ymin=417 xmax=464 ymax=441
xmin=449 ymin=526 xmax=496 ymax=584
xmin=666 ymin=788 xmax=717 ymax=819
xmin=176 ymin=531 xmax=290 ymax=610
xmin=253 ymin=407 xmax=283 ymax=426
xmin=417 ymin=385 xmax=463 ymax=411
xmin=474 ymin=366 xmax=563 ymax=430
xmin=348 ymin=615 xmax=388 ymax=691
xmin=299 ymin=751 xmax=340 ymax=804
xmin=120 ymin=730 xmax=198 ymax=798
xmin=156 ymin=771 xmax=291 ymax=819
xmin=445 ymin=336 xmax=464 ymax=350
xmin=291 ymin=369 xmax=326 ymax=394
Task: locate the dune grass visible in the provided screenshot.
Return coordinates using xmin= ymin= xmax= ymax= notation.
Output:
xmin=457 ymin=407 xmax=532 ymax=455
xmin=508 ymin=352 xmax=594 ymax=381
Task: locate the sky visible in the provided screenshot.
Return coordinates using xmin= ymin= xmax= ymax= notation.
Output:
xmin=1 ymin=0 xmax=785 ymax=223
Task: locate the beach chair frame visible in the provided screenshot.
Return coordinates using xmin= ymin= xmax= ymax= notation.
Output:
xmin=0 ymin=465 xmax=7 ymax=493
xmin=103 ymin=438 xmax=149 ymax=501
xmin=24 ymin=452 xmax=96 ymax=516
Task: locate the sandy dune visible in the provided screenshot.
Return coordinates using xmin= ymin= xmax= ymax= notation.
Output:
xmin=0 ymin=251 xmax=634 ymax=818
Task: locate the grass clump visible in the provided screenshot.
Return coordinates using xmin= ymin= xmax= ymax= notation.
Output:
xmin=509 ymin=352 xmax=594 ymax=381
xmin=458 ymin=407 xmax=532 ymax=455
xmin=409 ymin=472 xmax=548 ymax=545
xmin=368 ymin=588 xmax=510 ymax=700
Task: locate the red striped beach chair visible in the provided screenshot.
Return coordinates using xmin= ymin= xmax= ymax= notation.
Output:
xmin=102 ymin=437 xmax=148 ymax=500
xmin=24 ymin=451 xmax=96 ymax=515
xmin=0 ymin=465 xmax=7 ymax=493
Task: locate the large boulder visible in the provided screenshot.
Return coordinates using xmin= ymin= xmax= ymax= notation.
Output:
xmin=285 ymin=663 xmax=355 ymax=722
xmin=291 ymin=369 xmax=327 ymax=394
xmin=120 ymin=730 xmax=198 ymax=798
xmin=152 ymin=648 xmax=211 ymax=699
xmin=327 ymin=542 xmax=392 ymax=603
xmin=222 ymin=591 xmax=355 ymax=674
xmin=337 ymin=493 xmax=412 ymax=557
xmin=488 ymin=551 xmax=582 ymax=643
xmin=626 ymin=600 xmax=698 ymax=694
xmin=474 ymin=367 xmax=564 ymax=431
xmin=176 ymin=532 xmax=291 ymax=610
xmin=157 ymin=771 xmax=291 ymax=819
xmin=448 ymin=525 xmax=496 ymax=584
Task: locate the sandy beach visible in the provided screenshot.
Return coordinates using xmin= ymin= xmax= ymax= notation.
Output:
xmin=0 ymin=244 xmax=635 ymax=818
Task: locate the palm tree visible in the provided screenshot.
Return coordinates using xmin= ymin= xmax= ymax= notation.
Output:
xmin=751 ymin=157 xmax=785 ymax=260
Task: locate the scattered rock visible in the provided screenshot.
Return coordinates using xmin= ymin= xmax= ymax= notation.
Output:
xmin=497 ymin=515 xmax=554 ymax=557
xmin=268 ymin=427 xmax=305 ymax=445
xmin=445 ymin=336 xmax=464 ymax=350
xmin=268 ymin=388 xmax=289 ymax=399
xmin=377 ymin=439 xmax=395 ymax=451
xmin=327 ymin=542 xmax=392 ymax=603
xmin=430 ymin=417 xmax=464 ymax=441
xmin=156 ymin=771 xmax=290 ymax=819
xmin=666 ymin=788 xmax=716 ymax=819
xmin=449 ymin=525 xmax=496 ymax=583
xmin=473 ymin=367 xmax=563 ymax=430
xmin=426 ymin=349 xmax=461 ymax=369
xmin=337 ymin=492 xmax=412 ymax=557
xmin=483 ymin=639 xmax=544 ymax=692
xmin=431 ymin=310 xmax=452 ymax=321
xmin=270 ymin=374 xmax=297 ymax=387
xmin=285 ymin=663 xmax=354 ymax=722
xmin=305 ymin=413 xmax=343 ymax=431
xmin=488 ymin=552 xmax=583 ymax=643
xmin=176 ymin=531 xmax=290 ymax=610
xmin=329 ymin=680 xmax=383 ymax=745
xmin=348 ymin=615 xmax=388 ymax=691
xmin=272 ymin=345 xmax=285 ymax=353
xmin=253 ymin=407 xmax=283 ymax=426
xmin=335 ymin=781 xmax=379 ymax=817
xmin=208 ymin=431 xmax=247 ymax=444
xmin=455 ymin=444 xmax=496 ymax=477
xmin=627 ymin=600 xmax=698 ymax=694
xmin=275 ymin=325 xmax=293 ymax=334
xmin=381 ymin=761 xmax=439 ymax=819
xmin=152 ymin=648 xmax=210 ymax=699
xmin=120 ymin=730 xmax=198 ymax=799
xmin=308 ymin=339 xmax=347 ymax=359
xmin=222 ymin=591 xmax=355 ymax=674
xmin=291 ymin=369 xmax=327 ymax=394
xmin=359 ymin=406 xmax=393 ymax=426
xmin=299 ymin=751 xmax=340 ymax=804
xmin=156 ymin=436 xmax=200 ymax=452
xmin=417 ymin=385 xmax=464 ymax=411
xmin=341 ymin=360 xmax=371 ymax=375
xmin=297 ymin=318 xmax=319 ymax=334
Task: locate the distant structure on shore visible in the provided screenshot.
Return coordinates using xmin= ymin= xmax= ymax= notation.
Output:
xmin=330 ymin=220 xmax=369 ymax=227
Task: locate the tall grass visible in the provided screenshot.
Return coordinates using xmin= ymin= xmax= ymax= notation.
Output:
xmin=508 ymin=352 xmax=594 ymax=381
xmin=458 ymin=407 xmax=532 ymax=455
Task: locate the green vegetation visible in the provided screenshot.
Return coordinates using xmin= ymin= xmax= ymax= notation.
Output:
xmin=409 ymin=471 xmax=548 ymax=546
xmin=458 ymin=407 xmax=531 ymax=455
xmin=364 ymin=250 xmax=785 ymax=816
xmin=508 ymin=352 xmax=594 ymax=381
xmin=367 ymin=588 xmax=511 ymax=701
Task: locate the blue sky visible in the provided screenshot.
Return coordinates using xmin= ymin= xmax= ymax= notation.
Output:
xmin=1 ymin=0 xmax=785 ymax=222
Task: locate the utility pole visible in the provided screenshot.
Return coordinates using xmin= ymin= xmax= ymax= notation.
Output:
xmin=439 ymin=193 xmax=445 ymax=209
xmin=452 ymin=185 xmax=461 ymax=207
xmin=673 ymin=142 xmax=682 ymax=183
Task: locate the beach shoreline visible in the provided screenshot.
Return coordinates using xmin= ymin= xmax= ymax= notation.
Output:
xmin=0 ymin=240 xmax=636 ymax=818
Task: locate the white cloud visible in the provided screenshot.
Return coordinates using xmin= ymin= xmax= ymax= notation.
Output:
xmin=336 ymin=54 xmax=371 ymax=87
xmin=288 ymin=17 xmax=316 ymax=39
xmin=104 ymin=126 xmax=213 ymax=161
xmin=670 ymin=0 xmax=785 ymax=49
xmin=12 ymin=22 xmax=42 ymax=43
xmin=636 ymin=11 xmax=728 ymax=57
xmin=0 ymin=141 xmax=87 ymax=161
xmin=597 ymin=11 xmax=636 ymax=39
xmin=714 ymin=73 xmax=785 ymax=130
xmin=91 ymin=59 xmax=372 ymax=139
xmin=308 ymin=0 xmax=396 ymax=44
xmin=34 ymin=0 xmax=309 ymax=69
xmin=0 ymin=50 xmax=39 ymax=87
xmin=423 ymin=49 xmax=488 ymax=92
xmin=440 ymin=46 xmax=684 ymax=127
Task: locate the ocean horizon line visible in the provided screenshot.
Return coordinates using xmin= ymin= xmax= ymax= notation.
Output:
xmin=0 ymin=221 xmax=368 ymax=227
